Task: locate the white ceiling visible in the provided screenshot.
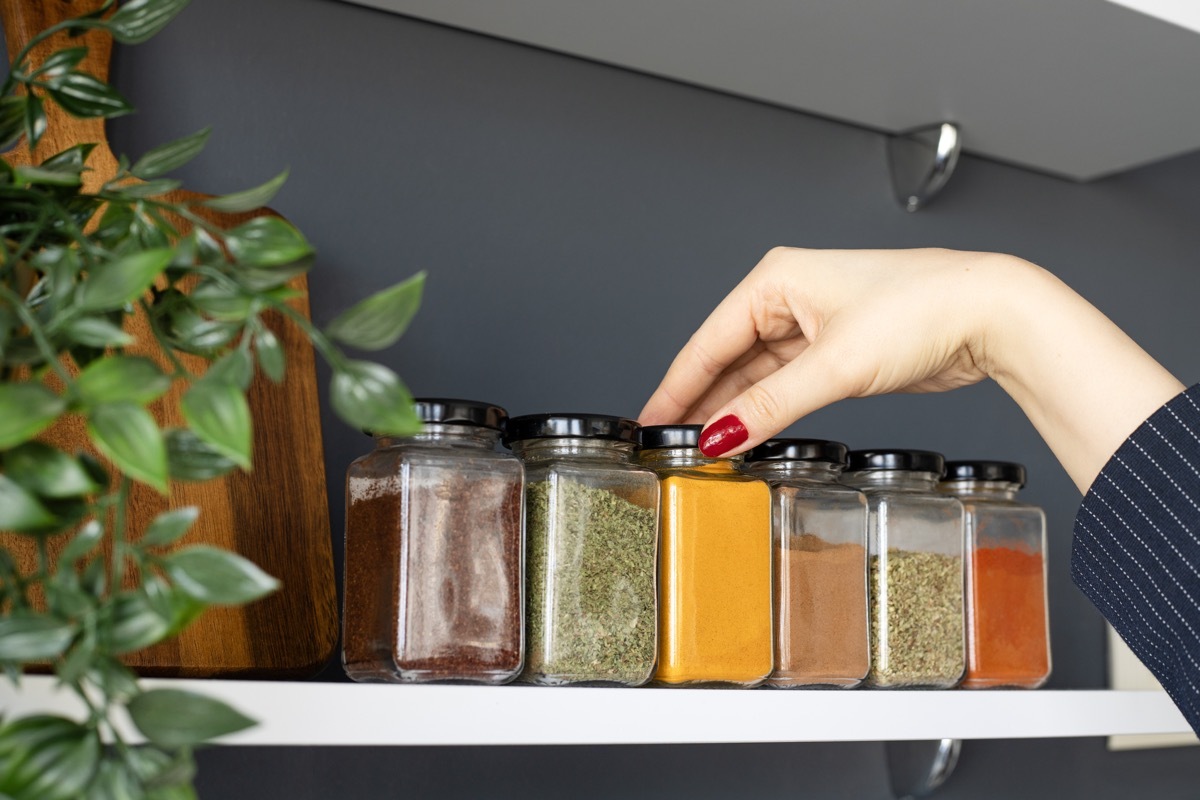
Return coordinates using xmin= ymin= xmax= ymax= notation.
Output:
xmin=341 ymin=0 xmax=1200 ymax=181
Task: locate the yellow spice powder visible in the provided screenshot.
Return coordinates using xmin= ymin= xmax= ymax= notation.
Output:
xmin=655 ymin=466 xmax=774 ymax=685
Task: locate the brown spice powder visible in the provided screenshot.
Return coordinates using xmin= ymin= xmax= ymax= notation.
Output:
xmin=772 ymin=534 xmax=869 ymax=687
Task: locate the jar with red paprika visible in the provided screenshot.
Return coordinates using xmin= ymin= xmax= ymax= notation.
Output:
xmin=941 ymin=461 xmax=1051 ymax=689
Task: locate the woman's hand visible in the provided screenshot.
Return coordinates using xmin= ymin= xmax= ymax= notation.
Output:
xmin=639 ymin=247 xmax=1184 ymax=492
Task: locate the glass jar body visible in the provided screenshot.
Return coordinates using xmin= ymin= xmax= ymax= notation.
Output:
xmin=748 ymin=463 xmax=869 ymax=688
xmin=645 ymin=450 xmax=774 ymax=687
xmin=343 ymin=426 xmax=524 ymax=684
xmin=514 ymin=439 xmax=660 ymax=686
xmin=845 ymin=470 xmax=966 ymax=688
xmin=945 ymin=481 xmax=1051 ymax=689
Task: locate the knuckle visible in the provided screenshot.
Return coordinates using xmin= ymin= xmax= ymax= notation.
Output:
xmin=741 ymin=383 xmax=782 ymax=428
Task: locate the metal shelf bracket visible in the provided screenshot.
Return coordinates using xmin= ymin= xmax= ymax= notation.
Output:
xmin=885 ymin=738 xmax=962 ymax=799
xmin=887 ymin=122 xmax=962 ymax=212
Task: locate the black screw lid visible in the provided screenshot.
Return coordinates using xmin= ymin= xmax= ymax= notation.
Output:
xmin=503 ymin=413 xmax=640 ymax=445
xmin=943 ymin=460 xmax=1027 ymax=488
xmin=413 ymin=398 xmax=507 ymax=430
xmin=638 ymin=425 xmax=702 ymax=450
xmin=745 ymin=438 xmax=849 ymax=466
xmin=847 ymin=449 xmax=946 ymax=475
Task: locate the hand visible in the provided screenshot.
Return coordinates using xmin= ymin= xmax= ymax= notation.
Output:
xmin=639 ymin=247 xmax=1184 ymax=492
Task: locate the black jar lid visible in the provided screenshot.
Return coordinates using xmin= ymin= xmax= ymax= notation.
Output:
xmin=943 ymin=460 xmax=1027 ymax=487
xmin=413 ymin=398 xmax=507 ymax=430
xmin=745 ymin=438 xmax=849 ymax=466
xmin=847 ymin=449 xmax=946 ymax=475
xmin=638 ymin=425 xmax=702 ymax=450
xmin=503 ymin=413 xmax=640 ymax=445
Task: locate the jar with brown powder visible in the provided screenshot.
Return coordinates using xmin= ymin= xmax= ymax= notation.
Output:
xmin=745 ymin=439 xmax=870 ymax=688
xmin=343 ymin=399 xmax=524 ymax=684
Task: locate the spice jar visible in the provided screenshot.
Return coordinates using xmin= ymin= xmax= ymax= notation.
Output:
xmin=343 ymin=399 xmax=524 ymax=684
xmin=745 ymin=439 xmax=869 ymax=688
xmin=505 ymin=414 xmax=659 ymax=686
xmin=640 ymin=425 xmax=773 ymax=687
xmin=844 ymin=450 xmax=965 ymax=689
xmin=941 ymin=461 xmax=1051 ymax=689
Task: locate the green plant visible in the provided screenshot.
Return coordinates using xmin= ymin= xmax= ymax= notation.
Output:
xmin=0 ymin=2 xmax=424 ymax=797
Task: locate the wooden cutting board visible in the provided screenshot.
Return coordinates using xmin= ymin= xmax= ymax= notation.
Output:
xmin=1 ymin=0 xmax=338 ymax=678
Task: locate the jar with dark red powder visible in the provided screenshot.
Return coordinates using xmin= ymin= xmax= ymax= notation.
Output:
xmin=343 ymin=399 xmax=524 ymax=684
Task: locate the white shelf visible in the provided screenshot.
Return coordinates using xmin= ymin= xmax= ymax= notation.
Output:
xmin=2 ymin=676 xmax=1190 ymax=746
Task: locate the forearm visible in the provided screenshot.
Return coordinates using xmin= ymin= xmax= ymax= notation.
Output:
xmin=980 ymin=259 xmax=1184 ymax=493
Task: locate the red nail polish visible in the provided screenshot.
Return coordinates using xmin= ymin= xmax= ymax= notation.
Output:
xmin=699 ymin=414 xmax=748 ymax=457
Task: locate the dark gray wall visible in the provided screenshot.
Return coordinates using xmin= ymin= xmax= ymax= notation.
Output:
xmin=92 ymin=0 xmax=1200 ymax=795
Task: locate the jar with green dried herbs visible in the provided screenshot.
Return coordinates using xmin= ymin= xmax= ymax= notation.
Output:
xmin=844 ymin=450 xmax=966 ymax=689
xmin=506 ymin=414 xmax=660 ymax=686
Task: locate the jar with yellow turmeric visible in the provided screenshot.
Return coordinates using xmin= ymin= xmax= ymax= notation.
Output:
xmin=639 ymin=425 xmax=773 ymax=687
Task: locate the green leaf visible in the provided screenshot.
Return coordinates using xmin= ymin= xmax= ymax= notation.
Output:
xmin=14 ymin=165 xmax=80 ymax=187
xmin=113 ymin=178 xmax=182 ymax=199
xmin=30 ymin=47 xmax=87 ymax=80
xmin=200 ymin=169 xmax=287 ymax=214
xmin=55 ymin=631 xmax=96 ymax=685
xmin=141 ymin=507 xmax=198 ymax=548
xmin=204 ymin=349 xmax=254 ymax=391
xmin=75 ymin=355 xmax=171 ymax=407
xmin=0 ymin=716 xmax=99 ymax=800
xmin=0 ymin=475 xmax=58 ymax=532
xmin=78 ymin=248 xmax=172 ymax=312
xmin=63 ymin=316 xmax=135 ymax=348
xmin=236 ymin=256 xmax=313 ymax=292
xmin=41 ymin=143 xmax=96 ymax=173
xmin=164 ymin=429 xmax=237 ymax=482
xmin=0 ymin=96 xmax=27 ymax=149
xmin=254 ymin=328 xmax=285 ymax=383
xmin=105 ymin=0 xmax=192 ymax=44
xmin=325 ymin=271 xmax=425 ymax=351
xmin=330 ymin=360 xmax=421 ymax=435
xmin=86 ymin=657 xmax=139 ymax=703
xmin=0 ymin=383 xmax=66 ymax=449
xmin=130 ymin=127 xmax=210 ymax=179
xmin=4 ymin=442 xmax=102 ymax=499
xmin=189 ymin=280 xmax=254 ymax=322
xmin=46 ymin=72 xmax=133 ymax=119
xmin=165 ymin=546 xmax=278 ymax=605
xmin=180 ymin=382 xmax=251 ymax=469
xmin=56 ymin=520 xmax=103 ymax=570
xmin=166 ymin=306 xmax=239 ymax=354
xmin=128 ymin=689 xmax=256 ymax=748
xmin=102 ymin=591 xmax=171 ymax=654
xmin=224 ymin=215 xmax=312 ymax=267
xmin=23 ymin=93 xmax=46 ymax=151
xmin=87 ymin=403 xmax=169 ymax=494
xmin=0 ymin=613 xmax=75 ymax=661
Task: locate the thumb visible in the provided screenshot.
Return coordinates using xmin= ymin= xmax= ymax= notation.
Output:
xmin=697 ymin=345 xmax=850 ymax=457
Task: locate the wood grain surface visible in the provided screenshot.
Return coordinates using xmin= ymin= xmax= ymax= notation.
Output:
xmin=1 ymin=0 xmax=338 ymax=678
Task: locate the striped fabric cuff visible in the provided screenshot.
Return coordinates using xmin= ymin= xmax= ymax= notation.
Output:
xmin=1071 ymin=383 xmax=1200 ymax=734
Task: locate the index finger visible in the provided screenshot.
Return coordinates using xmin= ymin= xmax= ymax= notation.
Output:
xmin=639 ymin=286 xmax=760 ymax=425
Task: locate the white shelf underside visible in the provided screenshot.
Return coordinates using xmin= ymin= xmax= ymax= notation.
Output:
xmin=2 ymin=677 xmax=1191 ymax=746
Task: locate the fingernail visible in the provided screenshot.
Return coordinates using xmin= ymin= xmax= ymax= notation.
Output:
xmin=699 ymin=414 xmax=748 ymax=457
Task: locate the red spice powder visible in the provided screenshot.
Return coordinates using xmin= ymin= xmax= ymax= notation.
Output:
xmin=965 ymin=546 xmax=1050 ymax=688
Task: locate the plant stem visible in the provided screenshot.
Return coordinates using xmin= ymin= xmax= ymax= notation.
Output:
xmin=109 ymin=477 xmax=131 ymax=594
xmin=277 ymin=303 xmax=348 ymax=371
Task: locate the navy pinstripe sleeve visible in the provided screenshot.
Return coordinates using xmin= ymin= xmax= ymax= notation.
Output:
xmin=1072 ymin=383 xmax=1200 ymax=733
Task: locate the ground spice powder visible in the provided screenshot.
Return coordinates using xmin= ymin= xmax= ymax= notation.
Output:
xmin=773 ymin=534 xmax=868 ymax=687
xmin=655 ymin=468 xmax=773 ymax=686
xmin=343 ymin=471 xmax=523 ymax=683
xmin=521 ymin=478 xmax=658 ymax=685
xmin=966 ymin=546 xmax=1050 ymax=688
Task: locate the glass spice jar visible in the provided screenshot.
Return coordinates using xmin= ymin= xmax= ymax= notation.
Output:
xmin=640 ymin=425 xmax=773 ymax=688
xmin=343 ymin=399 xmax=524 ymax=684
xmin=844 ymin=450 xmax=966 ymax=689
xmin=505 ymin=414 xmax=660 ymax=686
xmin=744 ymin=439 xmax=869 ymax=688
xmin=941 ymin=461 xmax=1051 ymax=689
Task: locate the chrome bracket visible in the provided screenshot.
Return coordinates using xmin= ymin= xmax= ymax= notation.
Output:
xmin=885 ymin=739 xmax=963 ymax=799
xmin=886 ymin=122 xmax=962 ymax=212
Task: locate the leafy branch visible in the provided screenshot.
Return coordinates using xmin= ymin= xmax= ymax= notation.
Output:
xmin=0 ymin=1 xmax=425 ymax=797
